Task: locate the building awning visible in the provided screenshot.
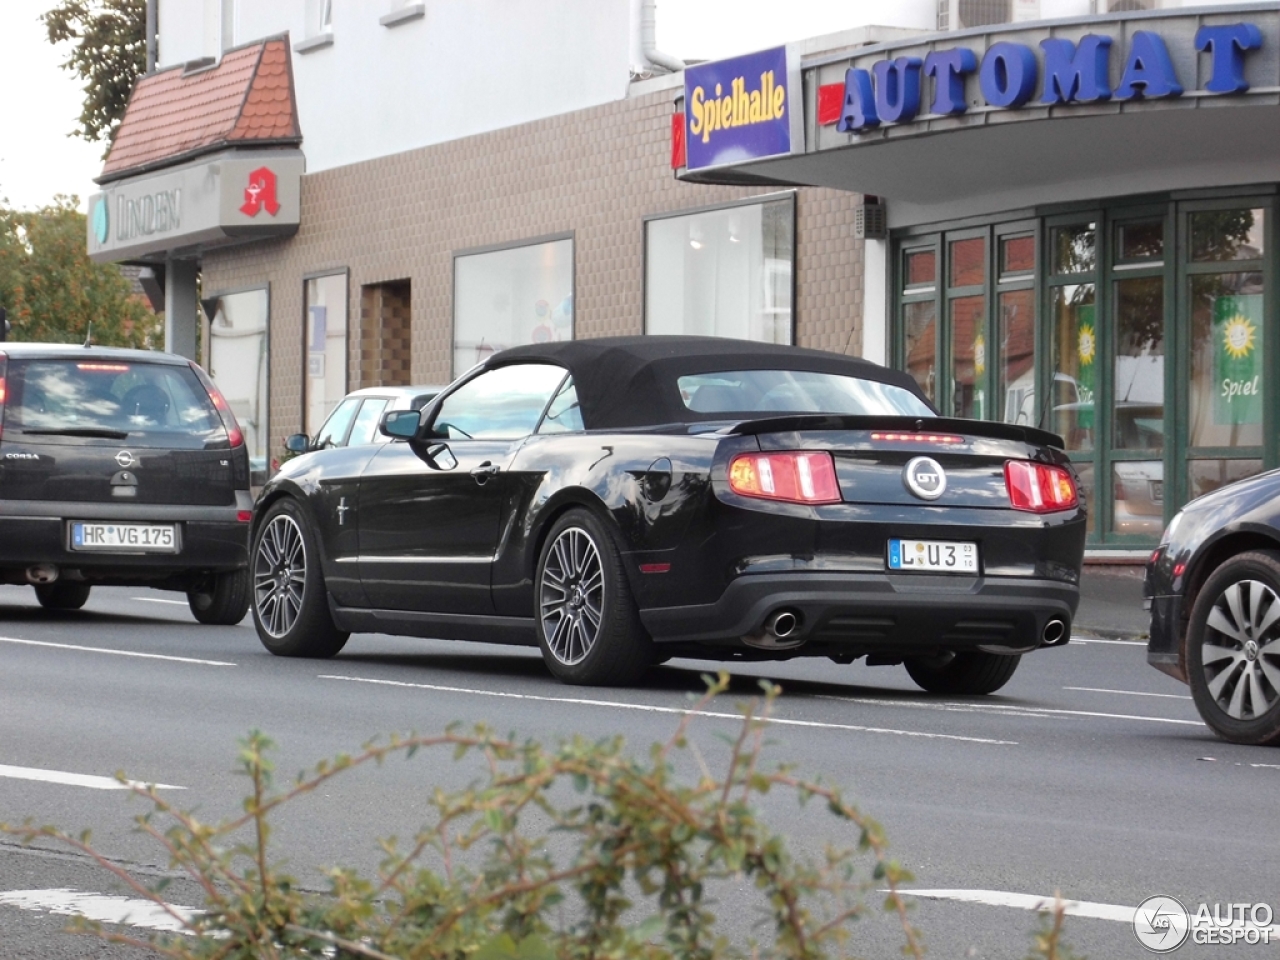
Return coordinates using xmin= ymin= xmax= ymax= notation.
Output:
xmin=677 ymin=5 xmax=1280 ymax=228
xmin=99 ymin=35 xmax=301 ymax=184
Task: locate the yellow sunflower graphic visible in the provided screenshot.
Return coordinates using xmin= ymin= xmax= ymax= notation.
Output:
xmin=1222 ymin=314 xmax=1257 ymax=360
xmin=974 ymin=334 xmax=986 ymax=377
xmin=1078 ymin=325 xmax=1096 ymax=365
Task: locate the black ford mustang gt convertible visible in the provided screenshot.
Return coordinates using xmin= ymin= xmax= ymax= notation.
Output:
xmin=250 ymin=337 xmax=1086 ymax=692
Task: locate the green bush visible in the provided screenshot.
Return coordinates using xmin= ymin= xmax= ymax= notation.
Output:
xmin=3 ymin=674 xmax=1079 ymax=959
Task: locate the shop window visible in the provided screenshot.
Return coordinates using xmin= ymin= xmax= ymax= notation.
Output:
xmin=1189 ymin=271 xmax=1264 ymax=449
xmin=1115 ymin=219 xmax=1163 ymax=264
xmin=645 ymin=196 xmax=794 ymax=345
xmin=207 ymin=288 xmax=269 ymax=485
xmin=1191 ymin=209 xmax=1265 ymax=262
xmin=304 ymin=273 xmax=349 ymax=437
xmin=360 ymin=280 xmax=412 ymax=387
xmin=453 ymin=237 xmax=573 ymax=377
xmin=1000 ymin=236 xmax=1035 ymax=276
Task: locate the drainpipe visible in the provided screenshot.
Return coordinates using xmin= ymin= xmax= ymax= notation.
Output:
xmin=636 ymin=0 xmax=684 ymax=74
xmin=145 ymin=0 xmax=158 ymax=73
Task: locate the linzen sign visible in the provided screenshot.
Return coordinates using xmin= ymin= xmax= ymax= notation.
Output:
xmin=835 ymin=23 xmax=1263 ymax=132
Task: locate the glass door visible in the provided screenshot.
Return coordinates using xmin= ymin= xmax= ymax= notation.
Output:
xmin=1175 ymin=201 xmax=1270 ymax=509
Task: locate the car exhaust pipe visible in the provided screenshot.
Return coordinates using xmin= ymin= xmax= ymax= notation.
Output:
xmin=743 ymin=609 xmax=806 ymax=651
xmin=1042 ymin=619 xmax=1067 ymax=646
xmin=26 ymin=564 xmax=59 ymax=585
xmin=766 ymin=609 xmax=800 ymax=640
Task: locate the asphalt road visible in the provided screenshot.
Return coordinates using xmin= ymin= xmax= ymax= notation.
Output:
xmin=0 ymin=583 xmax=1274 ymax=959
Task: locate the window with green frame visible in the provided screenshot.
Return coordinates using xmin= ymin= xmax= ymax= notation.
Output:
xmin=892 ymin=194 xmax=1278 ymax=548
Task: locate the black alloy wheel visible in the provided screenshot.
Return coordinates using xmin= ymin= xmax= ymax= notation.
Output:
xmin=1187 ymin=550 xmax=1280 ymax=745
xmin=904 ymin=650 xmax=1022 ymax=695
xmin=34 ymin=581 xmax=91 ymax=611
xmin=535 ymin=508 xmax=652 ymax=686
xmin=251 ymin=499 xmax=349 ymax=658
xmin=187 ymin=568 xmax=251 ymax=625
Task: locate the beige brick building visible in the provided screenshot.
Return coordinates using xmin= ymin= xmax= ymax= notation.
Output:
xmin=201 ymin=80 xmax=867 ymax=462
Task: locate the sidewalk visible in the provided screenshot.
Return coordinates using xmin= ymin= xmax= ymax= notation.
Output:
xmin=1074 ymin=566 xmax=1148 ymax=640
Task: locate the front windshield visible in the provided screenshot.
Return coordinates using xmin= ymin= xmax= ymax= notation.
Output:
xmin=677 ymin=369 xmax=933 ymax=418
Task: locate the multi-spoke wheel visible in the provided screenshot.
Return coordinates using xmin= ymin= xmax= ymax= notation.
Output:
xmin=1188 ymin=551 xmax=1280 ymax=745
xmin=535 ymin=508 xmax=652 ymax=686
xmin=251 ymin=499 xmax=349 ymax=658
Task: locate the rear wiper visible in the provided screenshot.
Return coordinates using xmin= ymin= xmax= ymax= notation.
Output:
xmin=22 ymin=427 xmax=130 ymax=439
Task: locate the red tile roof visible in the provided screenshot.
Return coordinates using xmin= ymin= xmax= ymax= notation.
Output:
xmin=100 ymin=36 xmax=300 ymax=182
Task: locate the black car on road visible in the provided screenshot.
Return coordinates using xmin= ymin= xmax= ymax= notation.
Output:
xmin=0 ymin=344 xmax=253 ymax=623
xmin=251 ymin=337 xmax=1086 ymax=690
xmin=1147 ymin=470 xmax=1280 ymax=744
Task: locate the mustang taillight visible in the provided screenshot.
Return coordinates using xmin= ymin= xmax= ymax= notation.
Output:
xmin=189 ymin=361 xmax=244 ymax=448
xmin=729 ymin=451 xmax=841 ymax=504
xmin=1004 ymin=460 xmax=1078 ymax=513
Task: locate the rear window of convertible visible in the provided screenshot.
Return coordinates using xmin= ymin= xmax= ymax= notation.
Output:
xmin=677 ymin=370 xmax=933 ymax=417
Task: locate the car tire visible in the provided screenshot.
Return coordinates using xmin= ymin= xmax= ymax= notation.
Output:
xmin=34 ymin=582 xmax=91 ymax=611
xmin=535 ymin=508 xmax=653 ymax=686
xmin=1186 ymin=550 xmax=1280 ymax=746
xmin=904 ymin=650 xmax=1021 ymax=695
xmin=251 ymin=499 xmax=349 ymax=658
xmin=187 ymin=569 xmax=251 ymax=625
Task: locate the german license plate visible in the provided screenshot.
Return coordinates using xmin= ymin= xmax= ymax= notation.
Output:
xmin=71 ymin=522 xmax=177 ymax=552
xmin=888 ymin=539 xmax=978 ymax=573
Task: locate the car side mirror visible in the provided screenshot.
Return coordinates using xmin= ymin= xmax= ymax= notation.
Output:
xmin=421 ymin=441 xmax=458 ymax=471
xmin=284 ymin=433 xmax=311 ymax=454
xmin=379 ymin=409 xmax=421 ymax=440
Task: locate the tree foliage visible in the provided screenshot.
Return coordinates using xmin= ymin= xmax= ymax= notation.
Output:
xmin=43 ymin=0 xmax=147 ymax=148
xmin=0 ymin=197 xmax=155 ymax=347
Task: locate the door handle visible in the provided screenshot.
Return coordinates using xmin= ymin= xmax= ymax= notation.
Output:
xmin=470 ymin=461 xmax=501 ymax=484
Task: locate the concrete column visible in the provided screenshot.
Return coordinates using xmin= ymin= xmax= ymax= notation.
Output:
xmin=861 ymin=238 xmax=888 ymax=366
xmin=164 ymin=259 xmax=199 ymax=360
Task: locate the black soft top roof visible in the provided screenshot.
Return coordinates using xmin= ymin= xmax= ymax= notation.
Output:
xmin=485 ymin=336 xmax=932 ymax=430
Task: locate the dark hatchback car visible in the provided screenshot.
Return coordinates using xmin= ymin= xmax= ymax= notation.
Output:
xmin=0 ymin=344 xmax=253 ymax=622
xmin=1147 ymin=471 xmax=1280 ymax=744
xmin=251 ymin=337 xmax=1086 ymax=691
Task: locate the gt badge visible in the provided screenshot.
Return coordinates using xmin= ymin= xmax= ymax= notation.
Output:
xmin=903 ymin=456 xmax=946 ymax=501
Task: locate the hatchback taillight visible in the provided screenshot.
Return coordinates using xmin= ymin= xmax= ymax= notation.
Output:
xmin=1004 ymin=460 xmax=1078 ymax=513
xmin=189 ymin=361 xmax=244 ymax=448
xmin=0 ymin=352 xmax=8 ymax=440
xmin=729 ymin=451 xmax=841 ymax=504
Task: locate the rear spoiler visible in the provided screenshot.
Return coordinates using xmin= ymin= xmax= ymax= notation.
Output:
xmin=722 ymin=414 xmax=1066 ymax=450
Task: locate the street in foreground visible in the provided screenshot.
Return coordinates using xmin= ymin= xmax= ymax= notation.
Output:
xmin=0 ymin=584 xmax=1274 ymax=959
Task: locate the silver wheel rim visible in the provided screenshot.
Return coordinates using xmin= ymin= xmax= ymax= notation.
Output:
xmin=1202 ymin=579 xmax=1280 ymax=721
xmin=254 ymin=514 xmax=306 ymax=639
xmin=540 ymin=527 xmax=604 ymax=666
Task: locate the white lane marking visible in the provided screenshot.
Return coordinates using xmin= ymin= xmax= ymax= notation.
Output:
xmin=817 ymin=694 xmax=1203 ymax=726
xmin=0 ymin=764 xmax=184 ymax=791
xmin=318 ymin=675 xmax=1017 ymax=745
xmin=906 ymin=888 xmax=1135 ymax=923
xmin=905 ymin=888 xmax=1280 ymax=937
xmin=0 ymin=888 xmax=198 ymax=932
xmin=1065 ymin=686 xmax=1193 ymax=700
xmin=0 ymin=636 xmax=235 ymax=667
xmin=1070 ymin=636 xmax=1147 ymax=646
xmin=131 ymin=597 xmax=189 ymax=606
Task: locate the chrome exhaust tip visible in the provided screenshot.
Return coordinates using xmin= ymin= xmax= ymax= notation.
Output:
xmin=26 ymin=564 xmax=59 ymax=585
xmin=766 ymin=609 xmax=800 ymax=640
xmin=1042 ymin=619 xmax=1067 ymax=646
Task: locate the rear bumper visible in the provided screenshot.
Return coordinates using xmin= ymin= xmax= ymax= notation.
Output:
xmin=641 ymin=572 xmax=1079 ymax=653
xmin=0 ymin=499 xmax=250 ymax=579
